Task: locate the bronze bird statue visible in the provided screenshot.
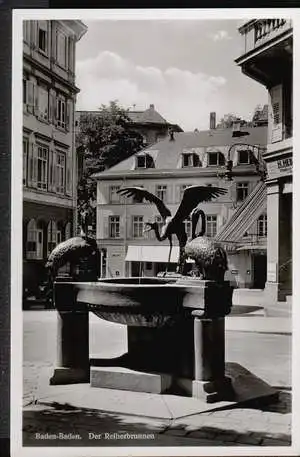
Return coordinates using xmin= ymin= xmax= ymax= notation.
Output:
xmin=45 ymin=210 xmax=100 ymax=285
xmin=117 ymin=185 xmax=227 ymax=274
xmin=185 ymin=206 xmax=228 ymax=281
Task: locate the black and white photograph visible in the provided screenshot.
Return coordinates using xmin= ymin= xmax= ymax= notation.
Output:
xmin=11 ymin=9 xmax=297 ymax=456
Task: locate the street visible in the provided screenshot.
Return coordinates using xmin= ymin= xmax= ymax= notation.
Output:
xmin=22 ymin=310 xmax=292 ymax=448
xmin=23 ymin=310 xmax=291 ymax=388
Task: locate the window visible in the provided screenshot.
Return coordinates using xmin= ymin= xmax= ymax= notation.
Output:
xmin=109 ymin=186 xmax=121 ymax=203
xmin=23 ymin=79 xmax=34 ymax=113
xmin=136 ymin=154 xmax=154 ymax=169
xmin=56 ymin=30 xmax=68 ymax=68
xmin=56 ymin=152 xmax=65 ymax=194
xmin=206 ymin=215 xmax=217 ymax=238
xmin=47 ymin=220 xmax=57 ymax=255
xmin=182 ymin=153 xmax=200 ymax=168
xmin=155 ymin=215 xmax=164 ymax=233
xmin=257 ymin=214 xmax=267 ymax=237
xmin=109 ymin=216 xmax=120 ymax=238
xmin=56 ymin=97 xmax=66 ymax=128
xmin=38 ymin=22 xmax=48 ymax=54
xmin=184 ymin=217 xmax=192 ymax=239
xmin=56 ymin=230 xmax=62 ymax=244
xmin=65 ymin=222 xmax=71 ymax=240
xmin=23 ymin=138 xmax=28 ymax=186
xmin=132 ymin=185 xmax=144 ymax=203
xmin=156 ymin=185 xmax=167 ymax=202
xmin=38 ymin=85 xmax=49 ymax=120
xmin=26 ymin=219 xmax=37 ymax=260
xmin=179 ymin=184 xmax=191 ymax=201
xmin=236 ymin=182 xmax=249 ymax=202
xmin=238 ymin=149 xmax=250 ymax=165
xmin=37 ymin=146 xmax=48 ymax=190
xmin=208 ymin=152 xmax=225 ymax=166
xmin=132 ymin=216 xmax=144 ymax=238
xmin=137 ymin=155 xmax=146 ymax=168
xmin=23 ymin=21 xmax=30 ymax=43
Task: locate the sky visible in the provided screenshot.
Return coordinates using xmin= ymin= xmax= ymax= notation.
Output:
xmin=75 ymin=19 xmax=268 ymax=132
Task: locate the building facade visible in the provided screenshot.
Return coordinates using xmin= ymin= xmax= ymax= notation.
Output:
xmin=94 ymin=125 xmax=268 ymax=288
xmin=23 ymin=20 xmax=87 ymax=297
xmin=236 ymin=19 xmax=293 ymax=302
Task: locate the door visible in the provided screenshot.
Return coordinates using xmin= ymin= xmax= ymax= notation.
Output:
xmin=253 ymin=254 xmax=267 ymax=289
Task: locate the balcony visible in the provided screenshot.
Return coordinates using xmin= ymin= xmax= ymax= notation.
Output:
xmin=236 ymin=19 xmax=293 ymax=86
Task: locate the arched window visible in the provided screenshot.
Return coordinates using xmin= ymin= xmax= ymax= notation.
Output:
xmin=65 ymin=221 xmax=72 ymax=240
xmin=26 ymin=219 xmax=37 ymax=260
xmin=47 ymin=220 xmax=57 ymax=255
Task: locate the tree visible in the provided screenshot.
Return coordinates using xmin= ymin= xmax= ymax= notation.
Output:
xmin=76 ymin=101 xmax=144 ymax=231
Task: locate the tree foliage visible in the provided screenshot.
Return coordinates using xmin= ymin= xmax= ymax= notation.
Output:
xmin=76 ymin=101 xmax=144 ymax=229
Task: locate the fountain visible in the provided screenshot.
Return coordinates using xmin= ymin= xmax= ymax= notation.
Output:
xmin=49 ymin=193 xmax=277 ymax=405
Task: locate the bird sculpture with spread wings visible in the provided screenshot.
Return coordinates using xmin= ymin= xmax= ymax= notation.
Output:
xmin=117 ymin=185 xmax=227 ymax=274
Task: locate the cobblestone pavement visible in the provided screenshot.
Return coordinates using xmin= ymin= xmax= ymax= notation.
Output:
xmin=23 ymin=363 xmax=292 ymax=448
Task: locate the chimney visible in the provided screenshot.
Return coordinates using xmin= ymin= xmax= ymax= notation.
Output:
xmin=210 ymin=112 xmax=216 ymax=130
xmin=149 ymin=104 xmax=155 ymax=110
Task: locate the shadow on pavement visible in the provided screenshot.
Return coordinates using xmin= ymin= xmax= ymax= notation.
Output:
xmin=23 ymin=399 xmax=291 ymax=447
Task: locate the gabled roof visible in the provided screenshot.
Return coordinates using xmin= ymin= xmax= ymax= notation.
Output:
xmin=127 ymin=106 xmax=168 ymax=125
xmin=93 ymin=125 xmax=267 ymax=177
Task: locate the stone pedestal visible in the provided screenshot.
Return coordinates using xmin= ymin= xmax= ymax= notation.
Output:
xmin=50 ymin=282 xmax=90 ymax=385
xmin=191 ymin=311 xmax=233 ymax=402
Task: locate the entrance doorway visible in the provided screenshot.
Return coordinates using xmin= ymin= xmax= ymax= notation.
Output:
xmin=253 ymin=254 xmax=267 ymax=289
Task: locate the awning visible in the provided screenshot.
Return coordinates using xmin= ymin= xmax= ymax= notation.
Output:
xmin=237 ymin=245 xmax=267 ymax=252
xmin=215 ymin=182 xmax=267 ymax=244
xmin=125 ymin=245 xmax=193 ymax=263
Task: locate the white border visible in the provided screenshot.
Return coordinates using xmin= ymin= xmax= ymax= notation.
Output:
xmin=11 ymin=8 xmax=300 ymax=457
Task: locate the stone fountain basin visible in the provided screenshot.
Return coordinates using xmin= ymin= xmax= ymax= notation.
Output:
xmin=72 ymin=277 xmax=234 ymax=327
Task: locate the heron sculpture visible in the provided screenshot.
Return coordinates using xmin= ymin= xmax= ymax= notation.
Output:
xmin=185 ymin=206 xmax=228 ymax=281
xmin=117 ymin=185 xmax=227 ymax=274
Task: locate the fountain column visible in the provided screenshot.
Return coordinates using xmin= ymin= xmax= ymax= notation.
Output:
xmin=50 ymin=281 xmax=90 ymax=385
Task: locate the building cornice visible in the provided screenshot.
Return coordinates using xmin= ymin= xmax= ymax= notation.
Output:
xmin=23 ymin=53 xmax=80 ymax=94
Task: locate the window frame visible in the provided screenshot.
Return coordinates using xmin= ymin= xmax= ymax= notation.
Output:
xmin=56 ymin=96 xmax=66 ymax=129
xmin=132 ymin=215 xmax=144 ymax=238
xmin=38 ymin=22 xmax=48 ymax=55
xmin=236 ymin=182 xmax=249 ymax=202
xmin=182 ymin=153 xmax=200 ymax=168
xmin=38 ymin=84 xmax=49 ymax=121
xmin=37 ymin=145 xmax=48 ymax=191
xmin=56 ymin=29 xmax=68 ymax=69
xmin=238 ymin=149 xmax=251 ymax=165
xmin=257 ymin=213 xmax=267 ymax=237
xmin=206 ymin=215 xmax=218 ymax=238
xmin=23 ymin=138 xmax=28 ymax=186
xmin=109 ymin=185 xmax=121 ymax=204
xmin=208 ymin=151 xmax=225 ymax=167
xmin=109 ymin=216 xmax=120 ymax=238
xmin=56 ymin=151 xmax=66 ymax=194
xmin=155 ymin=184 xmax=167 ymax=202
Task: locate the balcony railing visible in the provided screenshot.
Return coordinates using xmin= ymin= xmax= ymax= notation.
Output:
xmin=239 ymin=19 xmax=292 ymax=56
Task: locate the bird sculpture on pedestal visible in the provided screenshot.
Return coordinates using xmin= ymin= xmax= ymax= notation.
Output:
xmin=117 ymin=185 xmax=227 ymax=274
xmin=185 ymin=206 xmax=228 ymax=281
xmin=45 ymin=209 xmax=100 ymax=284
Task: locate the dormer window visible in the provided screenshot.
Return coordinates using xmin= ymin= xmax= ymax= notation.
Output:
xmin=208 ymin=151 xmax=225 ymax=166
xmin=135 ymin=154 xmax=154 ymax=169
xmin=238 ymin=149 xmax=251 ymax=165
xmin=182 ymin=153 xmax=200 ymax=168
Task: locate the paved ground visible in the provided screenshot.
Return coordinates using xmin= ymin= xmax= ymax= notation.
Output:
xmin=22 ymin=311 xmax=292 ymax=448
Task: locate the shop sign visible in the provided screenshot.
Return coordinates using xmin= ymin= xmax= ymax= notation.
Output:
xmin=267 ymin=156 xmax=293 ymax=179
